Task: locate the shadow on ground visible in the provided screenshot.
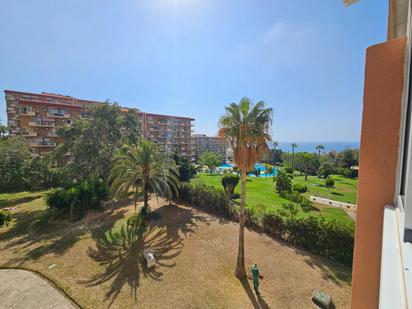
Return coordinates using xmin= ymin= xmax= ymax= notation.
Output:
xmin=82 ymin=204 xmax=209 ymax=307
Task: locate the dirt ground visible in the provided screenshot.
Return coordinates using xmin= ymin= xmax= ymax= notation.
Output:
xmin=0 ymin=196 xmax=351 ymax=309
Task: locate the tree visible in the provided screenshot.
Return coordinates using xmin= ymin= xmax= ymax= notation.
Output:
xmin=325 ymin=177 xmax=335 ymax=195
xmin=318 ymin=163 xmax=333 ymax=179
xmin=275 ymin=172 xmax=292 ymax=193
xmin=291 ymin=143 xmax=298 ymax=171
xmin=219 ymin=97 xmax=272 ymax=278
xmin=338 ymin=149 xmax=358 ymax=168
xmin=315 ymin=144 xmax=324 ymax=162
xmin=0 ymin=136 xmax=31 ymax=191
xmin=54 ymin=101 xmax=139 ymax=183
xmin=221 ymin=174 xmax=240 ymax=197
xmin=199 ymin=151 xmax=221 ymax=174
xmin=109 ymin=140 xmax=179 ymax=212
xmin=303 ymin=152 xmax=311 ymax=181
xmin=121 ymin=110 xmax=140 ymax=145
xmin=272 ymin=141 xmax=279 ymax=164
xmin=172 ymin=150 xmax=196 ymax=182
xmin=0 ymin=124 xmax=9 ymax=139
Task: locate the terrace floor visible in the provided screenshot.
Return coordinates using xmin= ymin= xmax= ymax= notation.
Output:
xmin=0 ymin=193 xmax=351 ymax=308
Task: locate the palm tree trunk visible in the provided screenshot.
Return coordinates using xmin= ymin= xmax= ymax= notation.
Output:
xmin=235 ymin=169 xmax=247 ymax=279
xmin=291 ymin=149 xmax=295 ymax=170
xmin=134 ymin=187 xmax=137 ymax=212
xmin=143 ymin=183 xmax=149 ymax=208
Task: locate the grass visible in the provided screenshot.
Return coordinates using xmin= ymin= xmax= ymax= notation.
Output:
xmin=292 ymin=174 xmax=358 ymax=204
xmin=194 ymin=174 xmax=355 ymax=227
xmin=0 ymin=191 xmax=352 ymax=308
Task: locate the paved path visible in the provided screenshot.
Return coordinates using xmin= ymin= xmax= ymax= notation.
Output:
xmin=0 ymin=269 xmax=77 ymax=309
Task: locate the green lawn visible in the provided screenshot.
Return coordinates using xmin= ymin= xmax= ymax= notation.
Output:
xmin=292 ymin=174 xmax=358 ymax=204
xmin=194 ymin=174 xmax=355 ymax=227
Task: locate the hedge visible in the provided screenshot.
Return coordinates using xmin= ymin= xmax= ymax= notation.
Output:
xmin=178 ymin=182 xmax=354 ymax=267
xmin=45 ymin=181 xmax=108 ymax=218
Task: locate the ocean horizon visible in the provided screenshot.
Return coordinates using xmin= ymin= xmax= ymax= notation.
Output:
xmin=276 ymin=141 xmax=359 ymax=153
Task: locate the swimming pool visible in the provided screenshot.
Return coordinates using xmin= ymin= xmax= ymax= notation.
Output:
xmin=217 ymin=163 xmax=278 ymax=177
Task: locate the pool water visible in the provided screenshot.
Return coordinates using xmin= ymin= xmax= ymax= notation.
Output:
xmin=217 ymin=163 xmax=278 ymax=177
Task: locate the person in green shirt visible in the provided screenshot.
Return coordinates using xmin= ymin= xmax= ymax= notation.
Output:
xmin=251 ymin=263 xmax=262 ymax=295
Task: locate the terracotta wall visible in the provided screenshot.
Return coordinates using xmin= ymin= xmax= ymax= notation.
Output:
xmin=351 ymin=37 xmax=406 ymax=309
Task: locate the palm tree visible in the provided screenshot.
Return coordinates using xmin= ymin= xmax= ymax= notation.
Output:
xmin=219 ymin=97 xmax=272 ymax=278
xmin=291 ymin=143 xmax=298 ymax=170
xmin=109 ymin=140 xmax=180 ymax=212
xmin=315 ymin=144 xmax=324 ymax=162
xmin=272 ymin=141 xmax=279 ymax=165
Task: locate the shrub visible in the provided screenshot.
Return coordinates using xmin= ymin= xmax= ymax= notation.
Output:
xmin=280 ymin=190 xmax=312 ymax=212
xmin=325 ymin=177 xmax=335 ymax=188
xmin=293 ymin=183 xmax=307 ymax=194
xmin=221 ymin=174 xmax=240 ymax=197
xmin=274 ymin=172 xmax=292 ymax=193
xmin=0 ymin=210 xmax=11 ymax=227
xmin=317 ymin=163 xmax=333 ymax=178
xmin=179 ymin=182 xmax=232 ymax=218
xmin=45 ymin=181 xmax=108 ymax=219
xmin=284 ymin=167 xmax=294 ymax=174
xmin=261 ymin=212 xmax=354 ymax=266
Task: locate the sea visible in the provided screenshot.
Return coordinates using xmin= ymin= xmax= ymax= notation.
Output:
xmin=276 ymin=141 xmax=359 ymax=153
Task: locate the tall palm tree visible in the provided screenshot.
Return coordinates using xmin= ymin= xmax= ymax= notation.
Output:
xmin=315 ymin=144 xmax=324 ymax=162
xmin=109 ymin=140 xmax=180 ymax=212
xmin=272 ymin=141 xmax=279 ymax=165
xmin=291 ymin=143 xmax=298 ymax=170
xmin=219 ymin=97 xmax=272 ymax=278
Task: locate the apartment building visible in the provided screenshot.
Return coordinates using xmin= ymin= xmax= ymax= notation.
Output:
xmin=139 ymin=112 xmax=194 ymax=157
xmin=4 ymin=90 xmax=99 ymax=155
xmin=191 ymin=134 xmax=228 ymax=162
xmin=4 ymin=90 xmax=194 ymax=157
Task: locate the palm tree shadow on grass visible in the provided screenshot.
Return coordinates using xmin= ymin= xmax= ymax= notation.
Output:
xmin=82 ymin=203 xmax=208 ymax=307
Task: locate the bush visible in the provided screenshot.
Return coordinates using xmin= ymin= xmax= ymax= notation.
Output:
xmin=45 ymin=181 xmax=108 ymax=219
xmin=325 ymin=177 xmax=335 ymax=188
xmin=261 ymin=211 xmax=354 ymax=266
xmin=0 ymin=210 xmax=11 ymax=227
xmin=317 ymin=163 xmax=333 ymax=179
xmin=179 ymin=182 xmax=232 ymax=218
xmin=221 ymin=174 xmax=240 ymax=197
xmin=274 ymin=172 xmax=292 ymax=193
xmin=293 ymin=183 xmax=307 ymax=194
xmin=284 ymin=167 xmax=294 ymax=174
xmin=280 ymin=190 xmax=312 ymax=212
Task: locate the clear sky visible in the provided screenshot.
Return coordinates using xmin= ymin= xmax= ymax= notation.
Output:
xmin=0 ymin=0 xmax=387 ymax=142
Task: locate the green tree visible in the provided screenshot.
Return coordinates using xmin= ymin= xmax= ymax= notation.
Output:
xmin=199 ymin=151 xmax=221 ymax=174
xmin=338 ymin=149 xmax=358 ymax=168
xmin=317 ymin=163 xmax=333 ymax=179
xmin=121 ymin=110 xmax=140 ymax=145
xmin=315 ymin=144 xmax=324 ymax=162
xmin=109 ymin=140 xmax=179 ymax=212
xmin=55 ymin=101 xmax=139 ymax=182
xmin=325 ymin=177 xmax=335 ymax=195
xmin=221 ymin=174 xmax=240 ymax=197
xmin=275 ymin=171 xmax=292 ymax=193
xmin=272 ymin=141 xmax=279 ymax=164
xmin=0 ymin=124 xmax=9 ymax=139
xmin=291 ymin=143 xmax=298 ymax=170
xmin=219 ymin=97 xmax=272 ymax=278
xmin=0 ymin=136 xmax=31 ymax=191
xmin=172 ymin=150 xmax=196 ymax=182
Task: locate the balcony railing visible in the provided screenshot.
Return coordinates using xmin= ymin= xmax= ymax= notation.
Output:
xmin=22 ymin=132 xmax=37 ymax=137
xmin=28 ymin=121 xmax=54 ymax=127
xmin=47 ymin=112 xmax=70 ymax=118
xmin=21 ymin=111 xmax=36 ymax=116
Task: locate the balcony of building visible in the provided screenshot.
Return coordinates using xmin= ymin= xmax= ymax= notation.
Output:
xmin=47 ymin=108 xmax=71 ymax=118
xmin=22 ymin=131 xmax=37 ymax=137
xmin=28 ymin=121 xmax=55 ymax=128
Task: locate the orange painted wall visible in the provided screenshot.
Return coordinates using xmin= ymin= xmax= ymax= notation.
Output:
xmin=351 ymin=37 xmax=406 ymax=309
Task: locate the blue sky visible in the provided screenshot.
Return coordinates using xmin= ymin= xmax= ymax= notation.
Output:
xmin=0 ymin=0 xmax=387 ymax=142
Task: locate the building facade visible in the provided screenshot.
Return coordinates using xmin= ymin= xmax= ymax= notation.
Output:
xmin=139 ymin=112 xmax=194 ymax=157
xmin=191 ymin=134 xmax=227 ymax=162
xmin=4 ymin=90 xmax=194 ymax=157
